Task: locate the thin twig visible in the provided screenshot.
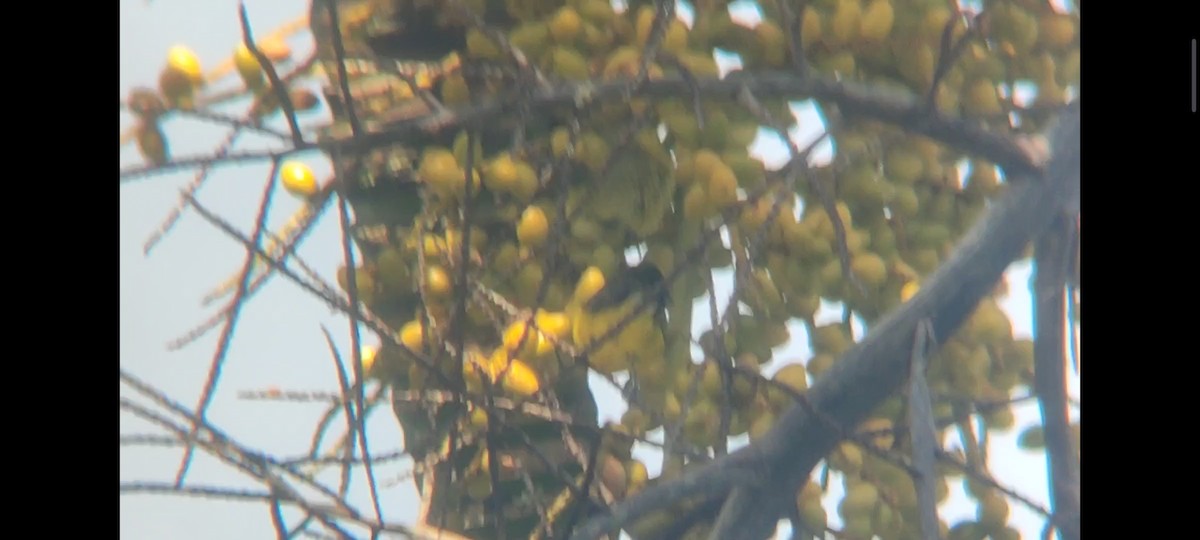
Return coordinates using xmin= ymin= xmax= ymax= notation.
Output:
xmin=173 ymin=160 xmax=281 ymax=487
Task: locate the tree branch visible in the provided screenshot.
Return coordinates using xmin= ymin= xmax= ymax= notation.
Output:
xmin=1033 ymin=218 xmax=1081 ymax=540
xmin=121 ymin=71 xmax=1042 ymax=184
xmin=572 ymin=100 xmax=1080 ymax=540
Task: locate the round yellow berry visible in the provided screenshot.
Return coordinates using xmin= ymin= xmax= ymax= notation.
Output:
xmin=484 ymin=154 xmax=520 ymax=193
xmin=399 ymin=320 xmax=425 ymax=351
xmin=234 ymin=44 xmax=264 ymax=90
xmin=166 ymin=45 xmax=203 ymax=85
xmin=499 ymin=356 xmax=541 ymax=397
xmin=517 ymin=206 xmax=550 ymax=248
xmin=850 ymin=253 xmax=888 ymax=288
xmin=548 ymin=7 xmax=584 ymax=44
xmin=573 ymin=266 xmax=607 ymax=305
xmin=706 ymin=163 xmax=739 ymax=208
xmin=418 ymin=148 xmax=467 ymax=197
xmin=279 ymin=161 xmax=318 ymax=198
xmin=535 ymin=310 xmax=572 ymax=339
xmin=424 ymin=265 xmax=453 ymax=299
xmin=358 ymin=346 xmax=378 ymax=378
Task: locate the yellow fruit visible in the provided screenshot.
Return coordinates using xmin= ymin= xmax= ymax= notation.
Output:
xmin=577 ymin=0 xmax=615 ymax=24
xmin=418 ymin=148 xmax=467 ymax=196
xmin=692 ymin=150 xmax=723 ymax=183
xmin=977 ymin=491 xmax=1009 ymax=530
xmin=963 ymin=78 xmax=1003 ymax=117
xmin=376 ymin=247 xmax=411 ymax=291
xmin=677 ymin=50 xmax=720 ymax=78
xmin=233 ymin=43 xmax=264 ymax=90
xmin=439 ymin=74 xmax=470 ymax=106
xmin=1017 ymin=425 xmax=1045 ymax=449
xmin=885 ymin=146 xmax=924 ymax=184
xmin=573 ymin=266 xmax=607 ymax=305
xmin=399 ymin=320 xmax=425 ymax=351
xmin=535 ymin=310 xmax=571 ymax=339
xmin=755 ymin=21 xmax=787 ymax=67
xmin=548 ymin=7 xmax=583 ymax=43
xmin=424 ymin=265 xmax=453 ymax=299
xmin=136 ymin=122 xmax=169 ymax=166
xmin=483 ymin=154 xmax=519 ymax=192
xmin=749 ymin=410 xmax=777 ymax=441
xmin=158 ymin=49 xmax=199 ymax=105
xmin=512 ymin=160 xmax=539 ymax=202
xmin=514 ymin=263 xmax=545 ymax=304
xmin=772 ymin=363 xmax=809 ymax=395
xmin=1038 ymin=14 xmax=1076 ymax=50
xmin=509 ymin=22 xmax=551 ymax=59
xmin=602 ymin=46 xmax=641 ymax=80
xmin=278 ymin=161 xmax=318 ymax=198
xmin=576 ymin=132 xmax=611 ymax=173
xmin=497 ymin=355 xmax=541 ymax=397
xmin=919 ymin=7 xmax=955 ymax=44
xmin=627 ymin=459 xmax=649 ymax=492
xmin=984 ymin=406 xmax=1016 ymax=431
xmin=804 ymin=352 xmax=835 ymax=378
xmin=682 ymin=185 xmax=713 ymax=220
xmin=706 ymin=163 xmax=739 ymax=208
xmin=633 ymin=5 xmax=656 ymax=46
xmin=897 ymin=44 xmax=936 ymax=88
xmin=466 ymin=28 xmax=501 ymax=59
xmin=468 ymin=406 xmax=489 ymax=429
xmin=544 ymin=46 xmax=591 ymax=80
xmin=828 ymin=0 xmax=863 ymax=47
xmin=358 ymin=346 xmax=378 ymax=378
xmin=464 ymin=473 xmax=492 ymax=500
xmin=859 ymin=0 xmax=895 ymax=42
xmin=811 ymin=324 xmax=851 ymax=356
xmin=801 ymin=10 xmax=822 ymax=49
xmin=503 ymin=320 xmax=539 ymax=357
xmin=829 ymin=442 xmax=864 ymax=474
xmin=840 ymin=482 xmax=879 ymax=517
xmin=663 ymin=20 xmax=689 ymax=55
xmin=517 ymin=205 xmax=550 ymax=248
xmin=590 ymin=244 xmax=619 ymax=278
xmin=166 ymin=45 xmax=203 ymax=85
xmin=644 ymin=244 xmax=675 ymax=276
xmin=796 ymin=487 xmax=828 ymax=534
xmin=967 ymin=299 xmax=1012 ymax=345
xmin=850 ymin=253 xmax=888 ymax=288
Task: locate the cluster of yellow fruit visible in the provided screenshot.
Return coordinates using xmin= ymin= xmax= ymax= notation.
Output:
xmin=128 ymin=36 xmax=330 ymax=168
xmin=128 ymin=44 xmax=208 ymax=166
xmin=787 ymin=283 xmax=1030 ymax=539
xmin=225 ymin=0 xmax=1077 ymax=537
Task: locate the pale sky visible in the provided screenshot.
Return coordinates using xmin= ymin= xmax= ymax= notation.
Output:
xmin=120 ymin=1 xmax=1080 ymax=538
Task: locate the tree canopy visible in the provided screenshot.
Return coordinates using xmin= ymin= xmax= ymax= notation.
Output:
xmin=119 ymin=1 xmax=1080 ymax=539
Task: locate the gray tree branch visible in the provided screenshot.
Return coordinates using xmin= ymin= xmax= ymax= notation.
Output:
xmin=1033 ymin=218 xmax=1081 ymax=540
xmin=571 ymin=100 xmax=1080 ymax=540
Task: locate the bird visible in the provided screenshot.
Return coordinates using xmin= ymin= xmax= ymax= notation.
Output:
xmin=570 ymin=262 xmax=669 ymax=375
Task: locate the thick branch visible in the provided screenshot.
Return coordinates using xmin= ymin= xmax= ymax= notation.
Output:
xmin=1033 ymin=219 xmax=1081 ymax=540
xmin=572 ymin=101 xmax=1080 ymax=540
